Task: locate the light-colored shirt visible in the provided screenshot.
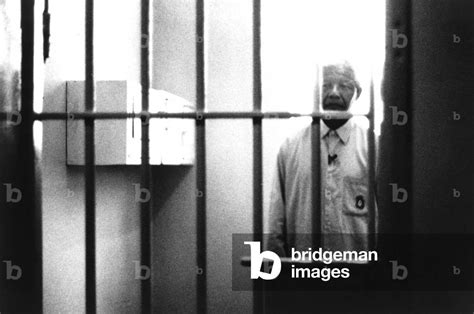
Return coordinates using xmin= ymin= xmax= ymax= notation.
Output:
xmin=267 ymin=118 xmax=377 ymax=256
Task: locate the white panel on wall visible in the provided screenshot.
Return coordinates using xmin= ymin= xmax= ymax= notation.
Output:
xmin=66 ymin=80 xmax=195 ymax=166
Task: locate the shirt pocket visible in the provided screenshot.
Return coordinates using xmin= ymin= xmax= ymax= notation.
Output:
xmin=342 ymin=176 xmax=368 ymax=216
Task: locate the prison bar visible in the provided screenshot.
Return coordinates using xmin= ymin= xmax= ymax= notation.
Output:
xmin=26 ymin=111 xmax=367 ymax=120
xmin=252 ymin=1 xmax=264 ymax=313
xmin=20 ymin=0 xmax=43 ymax=310
xmin=195 ymin=0 xmax=207 ymax=313
xmin=311 ymin=121 xmax=322 ymax=243
xmin=252 ymin=0 xmax=262 ymax=241
xmin=84 ymin=0 xmax=96 ymax=313
xmin=368 ymin=75 xmax=376 ymax=250
xmin=311 ymin=64 xmax=322 ymax=248
xmin=140 ymin=0 xmax=152 ymax=312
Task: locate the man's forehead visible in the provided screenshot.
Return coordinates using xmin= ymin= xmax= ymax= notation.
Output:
xmin=322 ymin=64 xmax=356 ymax=81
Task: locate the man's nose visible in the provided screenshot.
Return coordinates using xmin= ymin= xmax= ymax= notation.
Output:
xmin=328 ymin=85 xmax=341 ymax=99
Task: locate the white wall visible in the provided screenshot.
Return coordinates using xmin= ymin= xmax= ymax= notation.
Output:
xmin=42 ymin=0 xmax=142 ymax=312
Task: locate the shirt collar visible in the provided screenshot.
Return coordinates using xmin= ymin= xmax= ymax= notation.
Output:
xmin=321 ymin=118 xmax=353 ymax=145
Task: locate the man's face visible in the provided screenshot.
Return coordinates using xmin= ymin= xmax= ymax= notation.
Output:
xmin=321 ymin=66 xmax=357 ymax=111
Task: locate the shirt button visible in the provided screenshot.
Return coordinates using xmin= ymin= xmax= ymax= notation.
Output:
xmin=325 ymin=189 xmax=331 ymax=200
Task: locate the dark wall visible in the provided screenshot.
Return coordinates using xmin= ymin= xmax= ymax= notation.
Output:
xmin=410 ymin=2 xmax=474 ymax=309
xmin=412 ymin=0 xmax=473 ymax=233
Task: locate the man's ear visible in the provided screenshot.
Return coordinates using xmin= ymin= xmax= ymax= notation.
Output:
xmin=356 ymin=86 xmax=362 ymax=99
xmin=349 ymin=87 xmax=359 ymax=106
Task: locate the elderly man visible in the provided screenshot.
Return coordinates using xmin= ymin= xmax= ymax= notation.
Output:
xmin=267 ymin=61 xmax=376 ymax=256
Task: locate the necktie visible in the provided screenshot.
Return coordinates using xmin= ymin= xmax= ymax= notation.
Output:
xmin=326 ymin=130 xmax=339 ymax=165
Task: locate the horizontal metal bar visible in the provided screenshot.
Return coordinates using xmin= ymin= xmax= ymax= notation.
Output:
xmin=12 ymin=111 xmax=371 ymax=121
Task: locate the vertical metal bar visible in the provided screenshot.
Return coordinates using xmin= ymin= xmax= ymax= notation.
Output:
xmin=381 ymin=0 xmax=413 ymax=235
xmin=85 ymin=0 xmax=96 ymax=313
xmin=380 ymin=0 xmax=413 ymax=304
xmin=368 ymin=74 xmax=376 ymax=250
xmin=196 ymin=0 xmax=207 ymax=313
xmin=20 ymin=0 xmax=43 ymax=311
xmin=140 ymin=0 xmax=152 ymax=313
xmin=252 ymin=1 xmax=263 ymax=313
xmin=43 ymin=0 xmax=51 ymax=62
xmin=252 ymin=0 xmax=262 ymax=247
xmin=311 ymin=65 xmax=322 ymax=247
xmin=311 ymin=121 xmax=322 ymax=246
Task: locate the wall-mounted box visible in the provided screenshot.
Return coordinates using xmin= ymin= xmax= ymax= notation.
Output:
xmin=66 ymin=80 xmax=195 ymax=166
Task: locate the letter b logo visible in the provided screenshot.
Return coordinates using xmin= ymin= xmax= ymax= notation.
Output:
xmin=133 ymin=261 xmax=150 ymax=280
xmin=4 ymin=184 xmax=22 ymax=203
xmin=133 ymin=183 xmax=150 ymax=203
xmin=390 ymin=260 xmax=408 ymax=280
xmin=390 ymin=183 xmax=408 ymax=203
xmin=390 ymin=29 xmax=408 ymax=48
xmin=245 ymin=241 xmax=281 ymax=280
xmin=390 ymin=106 xmax=408 ymax=126
xmin=4 ymin=261 xmax=22 ymax=280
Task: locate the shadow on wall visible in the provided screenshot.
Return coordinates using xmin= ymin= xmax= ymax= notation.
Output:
xmin=151 ymin=165 xmax=197 ymax=314
xmin=152 ymin=166 xmax=193 ymax=213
